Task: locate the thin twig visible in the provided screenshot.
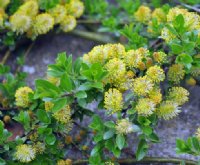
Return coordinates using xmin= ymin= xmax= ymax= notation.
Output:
xmin=0 ymin=107 xmax=18 ymax=111
xmin=15 ymin=42 xmax=35 ymax=75
xmin=1 ymin=50 xmax=11 ymax=65
xmin=71 ymin=142 xmax=90 ymax=159
xmin=77 ymin=20 xmax=101 ymax=24
xmin=61 ymin=93 xmax=74 ymax=97
xmin=181 ymin=3 xmax=200 ymax=13
xmin=70 ymin=29 xmax=116 ymax=44
xmin=73 ymin=157 xmax=197 ymax=165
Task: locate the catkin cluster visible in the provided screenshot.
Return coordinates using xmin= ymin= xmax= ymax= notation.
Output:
xmin=83 ymin=44 xmax=189 ymax=121
xmin=0 ymin=0 xmax=84 ymax=39
xmin=134 ymin=5 xmax=200 ymax=42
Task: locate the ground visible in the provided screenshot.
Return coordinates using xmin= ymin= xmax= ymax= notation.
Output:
xmin=0 ymin=32 xmax=200 ymax=162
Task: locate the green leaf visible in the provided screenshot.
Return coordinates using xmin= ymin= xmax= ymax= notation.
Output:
xmin=91 ymin=143 xmax=103 ymax=156
xmin=176 ymin=139 xmax=188 ymax=154
xmin=35 ymin=79 xmax=60 ymax=98
xmin=59 ymin=74 xmax=73 ymax=92
xmin=89 ymin=154 xmax=102 ymax=165
xmin=38 ymin=127 xmax=52 ymax=135
xmin=116 ymin=134 xmax=125 ymax=150
xmin=105 ymin=139 xmax=114 ymax=150
xmin=103 ymin=130 xmax=115 ymax=140
xmin=142 ymin=126 xmax=153 ymax=135
xmin=75 ymin=91 xmax=87 ymax=99
xmin=13 ymin=111 xmax=30 ymax=131
xmin=77 ymin=98 xmax=87 ymax=108
xmin=94 ymin=133 xmax=103 ymax=143
xmin=176 ymin=54 xmax=193 ymax=64
xmin=36 ymin=109 xmax=51 ymax=124
xmin=148 ymin=132 xmax=160 ymax=143
xmin=170 ymin=44 xmax=183 ymax=54
xmin=104 ymin=121 xmax=115 ymax=128
xmin=51 ymin=98 xmax=67 ymax=112
xmin=112 ymin=146 xmax=121 ymax=157
xmin=45 ymin=134 xmax=56 ymax=145
xmin=136 ymin=139 xmax=148 ymax=161
xmin=173 ymin=14 xmax=185 ymax=33
xmin=73 ymin=58 xmax=82 ymax=74
xmin=138 ymin=116 xmax=151 ymax=126
xmin=89 ymin=115 xmax=104 ymax=131
xmin=0 ymin=121 xmax=3 ymax=135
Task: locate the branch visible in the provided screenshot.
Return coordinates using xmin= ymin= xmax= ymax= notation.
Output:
xmin=73 ymin=157 xmax=197 ymax=165
xmin=61 ymin=93 xmax=74 ymax=97
xmin=181 ymin=3 xmax=200 ymax=13
xmin=0 ymin=107 xmax=18 ymax=111
xmin=70 ymin=29 xmax=116 ymax=44
xmin=15 ymin=42 xmax=35 ymax=75
xmin=71 ymin=142 xmax=90 ymax=159
xmin=77 ymin=19 xmax=101 ymax=24
xmin=1 ymin=50 xmax=11 ymax=65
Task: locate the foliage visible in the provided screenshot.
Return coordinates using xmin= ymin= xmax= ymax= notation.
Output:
xmin=0 ymin=0 xmax=200 ymax=164
xmin=0 ymin=45 xmax=193 ymax=164
xmin=85 ymin=0 xmax=200 ymax=85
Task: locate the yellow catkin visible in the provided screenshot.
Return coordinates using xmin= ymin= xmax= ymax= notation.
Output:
xmin=152 ymin=8 xmax=166 ymax=23
xmin=60 ymin=15 xmax=76 ymax=32
xmin=33 ymin=13 xmax=54 ymax=35
xmin=105 ymin=58 xmax=126 ymax=84
xmin=65 ymin=0 xmax=84 ymax=18
xmin=168 ymin=87 xmax=189 ymax=105
xmin=134 ymin=5 xmax=151 ymax=23
xmin=153 ymin=52 xmax=167 ymax=63
xmin=15 ymin=144 xmax=36 ymax=163
xmin=17 ymin=0 xmax=39 ymax=17
xmin=48 ymin=4 xmax=66 ymax=24
xmin=115 ymin=119 xmax=133 ymax=134
xmin=10 ymin=14 xmax=32 ymax=34
xmin=104 ymin=88 xmax=123 ymax=114
xmin=156 ymin=101 xmax=180 ymax=120
xmin=148 ymin=87 xmax=162 ymax=105
xmin=124 ymin=50 xmax=143 ymax=68
xmin=135 ymin=98 xmax=155 ymax=116
xmin=146 ymin=65 xmax=165 ymax=83
xmin=132 ymin=76 xmax=154 ymax=96
xmin=45 ymin=101 xmax=54 ymax=112
xmin=53 ymin=105 xmax=71 ymax=124
xmin=15 ymin=87 xmax=33 ymax=108
xmin=167 ymin=64 xmax=185 ymax=84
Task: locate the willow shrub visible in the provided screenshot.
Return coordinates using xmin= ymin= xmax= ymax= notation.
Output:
xmin=0 ymin=42 xmax=199 ymax=164
xmin=0 ymin=0 xmax=200 ymax=165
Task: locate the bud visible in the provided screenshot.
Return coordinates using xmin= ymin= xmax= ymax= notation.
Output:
xmin=186 ymin=77 xmax=196 ymax=86
xmin=79 ymin=130 xmax=86 ymax=136
xmin=75 ymin=135 xmax=81 ymax=142
xmin=138 ymin=61 xmax=146 ymax=71
xmin=3 ymin=115 xmax=11 ymax=124
xmin=65 ymin=136 xmax=73 ymax=144
xmin=146 ymin=58 xmax=153 ymax=68
xmin=82 ymin=145 xmax=88 ymax=151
